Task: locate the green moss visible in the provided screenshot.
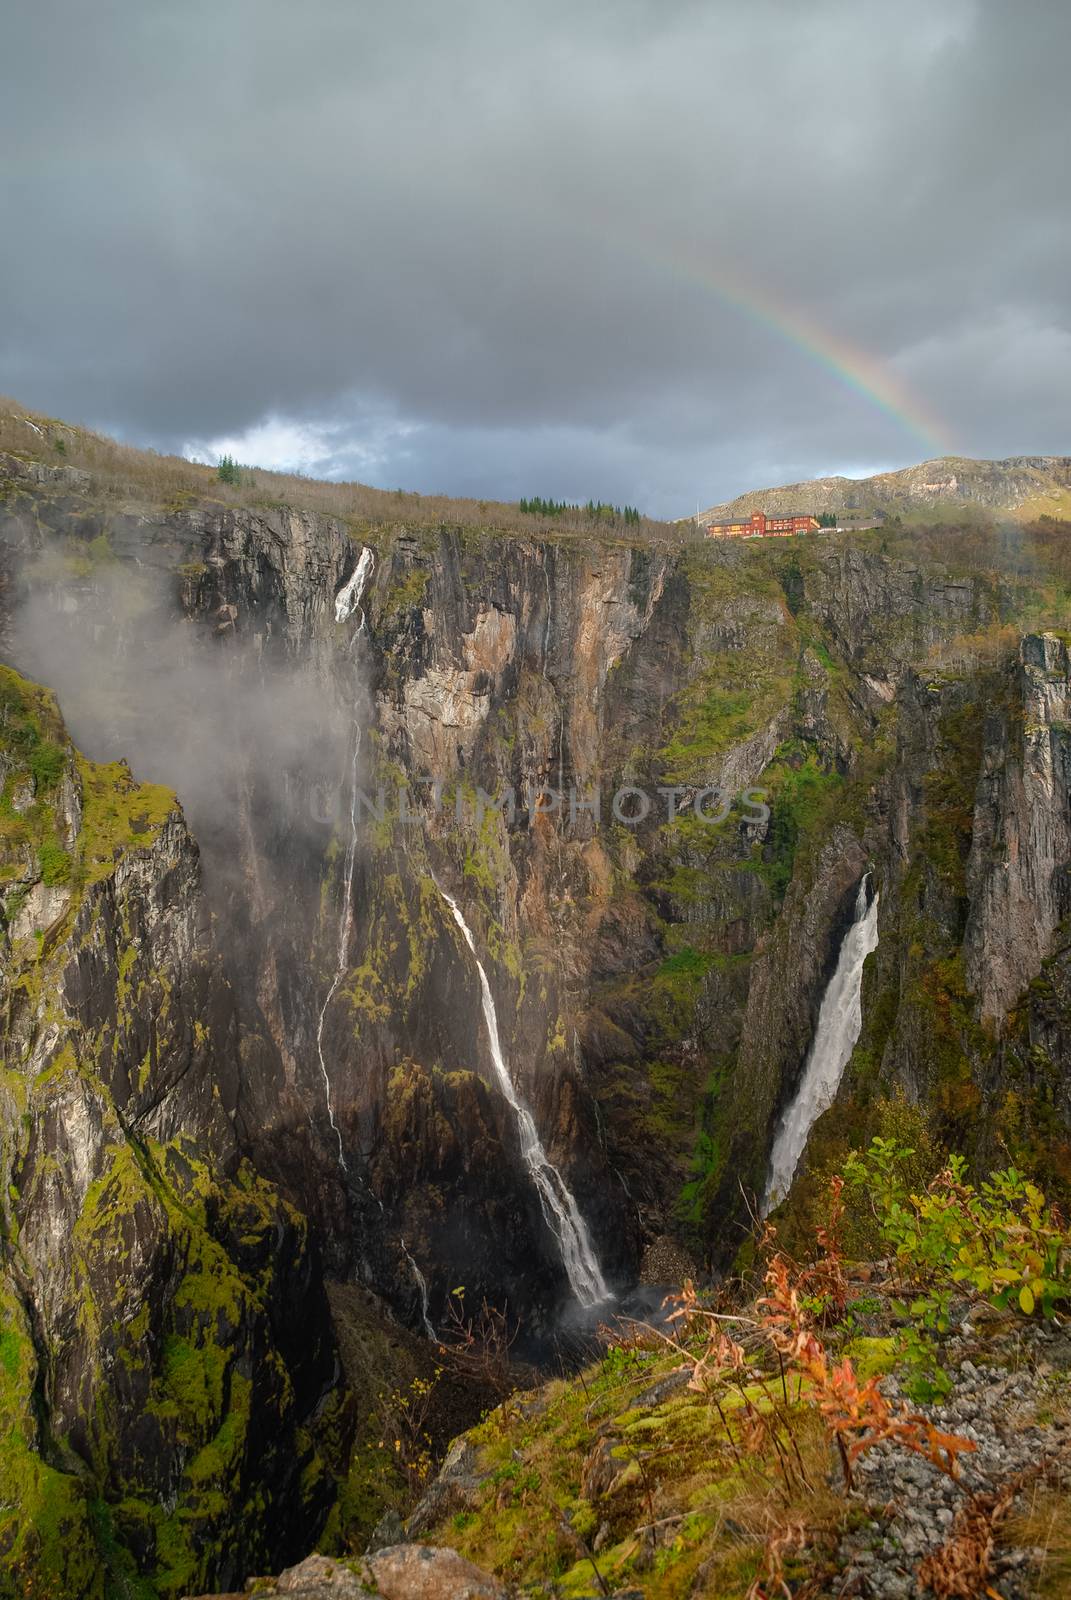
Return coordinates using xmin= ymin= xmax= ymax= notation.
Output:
xmin=161 ymin=1335 xmax=229 ymax=1429
xmin=0 ymin=1283 xmax=102 ymax=1598
xmin=76 ymin=754 xmax=176 ymax=886
xmin=843 ymin=1336 xmax=898 ymax=1380
xmin=55 ymin=1135 xmax=330 ymax=1598
xmin=418 ymin=1329 xmax=839 ymax=1599
xmin=655 ymin=945 xmax=716 ymax=984
xmin=0 ymin=668 xmax=73 ymax=898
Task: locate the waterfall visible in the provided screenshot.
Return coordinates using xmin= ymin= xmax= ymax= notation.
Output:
xmin=401 ymin=1241 xmax=436 ymax=1338
xmin=334 ymin=546 xmax=375 ymax=627
xmin=762 ymin=875 xmax=879 ymax=1216
xmin=540 ymin=550 xmax=552 ymax=677
xmin=320 ymin=550 xmax=437 ymax=1337
xmin=434 ymin=880 xmax=610 ymax=1308
xmin=315 ymin=548 xmax=375 ymax=1171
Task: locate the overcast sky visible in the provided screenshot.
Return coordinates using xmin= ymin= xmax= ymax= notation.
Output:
xmin=3 ymin=1 xmax=1068 ymax=517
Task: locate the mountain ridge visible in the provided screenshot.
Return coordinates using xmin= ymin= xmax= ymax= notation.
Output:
xmin=694 ymin=452 xmax=1071 ymax=525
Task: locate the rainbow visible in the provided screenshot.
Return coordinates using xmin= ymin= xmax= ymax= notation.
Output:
xmin=637 ymin=237 xmax=955 ymax=460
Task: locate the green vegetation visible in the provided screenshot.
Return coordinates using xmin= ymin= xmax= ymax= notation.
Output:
xmin=75 ymin=754 xmax=176 ymax=887
xmin=787 ymin=1106 xmax=1071 ymax=1392
xmin=519 ymin=495 xmax=642 ymax=524
xmin=379 ymin=564 xmax=430 ymax=624
xmin=37 ymin=839 xmax=71 ymax=886
xmin=416 ymin=1143 xmax=1071 ymax=1597
xmin=0 ymin=671 xmax=344 ymax=1599
xmin=752 ymin=746 xmax=845 ymax=901
xmin=1 ymin=667 xmax=73 ymax=913
xmin=843 ymin=1136 xmax=1071 ymax=1398
xmin=0 ymin=1283 xmax=103 ymax=1599
xmin=0 ymin=667 xmax=66 ymax=787
xmin=0 ymin=666 xmax=176 ymax=952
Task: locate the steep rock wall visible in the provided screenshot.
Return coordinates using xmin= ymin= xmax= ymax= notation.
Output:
xmin=5 ymin=460 xmax=1071 ymax=1306
xmin=0 ymin=667 xmax=344 ymax=1597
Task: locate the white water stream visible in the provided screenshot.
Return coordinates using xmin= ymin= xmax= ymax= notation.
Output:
xmin=315 ymin=548 xmax=375 ymax=1170
xmin=434 ymin=881 xmax=610 ymax=1308
xmin=762 ymin=875 xmax=879 ymax=1215
xmin=334 ymin=546 xmax=375 ymax=626
xmin=400 ymin=1242 xmax=436 ymax=1338
xmin=319 ymin=550 xmax=439 ymax=1334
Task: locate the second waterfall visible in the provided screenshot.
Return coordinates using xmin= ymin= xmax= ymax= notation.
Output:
xmin=762 ymin=873 xmax=879 ymax=1215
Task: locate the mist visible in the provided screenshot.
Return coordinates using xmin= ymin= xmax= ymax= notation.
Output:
xmin=9 ymin=558 xmax=362 ymax=916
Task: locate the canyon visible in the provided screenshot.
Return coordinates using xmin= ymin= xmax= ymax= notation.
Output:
xmin=2 ymin=418 xmax=1071 ymax=1595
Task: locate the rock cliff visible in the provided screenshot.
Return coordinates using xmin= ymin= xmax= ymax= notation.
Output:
xmin=0 ymin=666 xmax=344 ymax=1596
xmin=4 ymin=431 xmax=1071 ymax=1592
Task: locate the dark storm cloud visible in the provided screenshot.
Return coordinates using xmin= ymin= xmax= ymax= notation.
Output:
xmin=2 ymin=0 xmax=1068 ymax=515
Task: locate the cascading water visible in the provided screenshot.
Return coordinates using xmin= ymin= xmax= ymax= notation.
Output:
xmin=334 ymin=546 xmax=375 ymax=627
xmin=315 ymin=548 xmax=375 ymax=1170
xmin=400 ymin=1241 xmax=436 ymax=1338
xmin=762 ymin=874 xmax=880 ymax=1216
xmin=434 ymin=880 xmax=610 ymax=1308
xmin=320 ymin=552 xmax=438 ymax=1335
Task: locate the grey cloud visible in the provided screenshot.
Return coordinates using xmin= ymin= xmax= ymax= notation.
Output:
xmin=3 ymin=0 xmax=1068 ymax=516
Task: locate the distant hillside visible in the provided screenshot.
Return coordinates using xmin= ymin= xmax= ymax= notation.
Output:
xmin=0 ymin=396 xmax=676 ymax=544
xmin=695 ymin=454 xmax=1071 ymax=525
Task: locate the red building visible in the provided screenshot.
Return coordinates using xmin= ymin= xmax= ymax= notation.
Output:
xmin=705 ymin=510 xmax=821 ymax=539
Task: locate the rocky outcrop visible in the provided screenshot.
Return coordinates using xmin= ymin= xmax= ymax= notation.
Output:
xmin=185 ymin=1546 xmax=508 ymax=1600
xmin=0 ymin=667 xmax=345 ymax=1597
xmin=965 ymin=633 xmax=1071 ymax=1020
xmin=799 ymin=544 xmax=995 ymax=675
xmin=701 ymin=824 xmax=869 ymax=1238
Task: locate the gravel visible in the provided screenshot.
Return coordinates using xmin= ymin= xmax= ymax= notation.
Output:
xmin=833 ymin=1321 xmax=1071 ymax=1598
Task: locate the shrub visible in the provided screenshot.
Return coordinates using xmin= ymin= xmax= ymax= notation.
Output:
xmin=37 ymin=840 xmax=71 ymax=887
xmin=29 ymin=742 xmax=64 ymax=791
xmin=843 ymin=1137 xmax=1071 ymax=1320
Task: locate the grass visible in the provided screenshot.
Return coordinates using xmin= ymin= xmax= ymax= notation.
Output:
xmin=0 ymin=395 xmax=681 ymax=547
xmin=1006 ymin=1485 xmax=1071 ymax=1596
xmin=1 ymin=667 xmax=73 ymax=896
xmin=419 ymin=1322 xmax=850 ymax=1598
xmin=75 ymin=754 xmax=176 ymax=886
xmin=1 ymin=666 xmax=175 ymax=934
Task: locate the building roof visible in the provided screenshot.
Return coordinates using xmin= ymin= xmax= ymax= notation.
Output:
xmin=706 ymin=510 xmax=816 ymax=526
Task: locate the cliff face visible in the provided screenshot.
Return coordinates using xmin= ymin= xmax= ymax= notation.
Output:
xmin=4 ymin=446 xmax=1071 ymax=1591
xmin=0 ymin=665 xmax=344 ymax=1597
xmin=965 ymin=633 xmax=1071 ymax=1019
